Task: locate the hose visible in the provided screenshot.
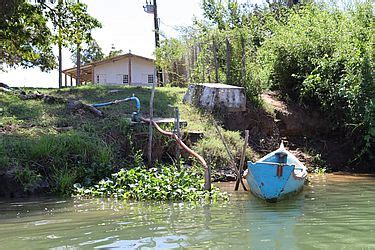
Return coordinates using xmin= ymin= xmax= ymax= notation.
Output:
xmin=140 ymin=117 xmax=208 ymax=169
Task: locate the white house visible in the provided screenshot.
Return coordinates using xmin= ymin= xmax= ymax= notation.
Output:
xmin=63 ymin=53 xmax=155 ymax=87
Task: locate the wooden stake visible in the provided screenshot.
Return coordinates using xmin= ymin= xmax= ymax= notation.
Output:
xmin=235 ymin=130 xmax=249 ymax=191
xmin=148 ymin=69 xmax=156 ymax=166
xmin=214 ymin=122 xmax=239 ymax=176
xmin=226 ymin=37 xmax=231 ymax=84
xmin=213 ymin=37 xmax=219 ymax=83
xmin=240 ymin=34 xmax=246 ymax=86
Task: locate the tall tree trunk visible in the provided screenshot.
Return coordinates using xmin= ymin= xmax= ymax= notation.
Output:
xmin=213 ymin=37 xmax=219 ymax=83
xmin=200 ymin=44 xmax=205 ymax=82
xmin=76 ymin=0 xmax=81 ymax=86
xmin=226 ymin=37 xmax=232 ymax=84
xmin=240 ymin=34 xmax=246 ymax=86
xmin=58 ymin=0 xmax=63 ymax=88
xmin=58 ymin=42 xmax=62 ymax=88
xmin=76 ymin=45 xmax=81 ymax=86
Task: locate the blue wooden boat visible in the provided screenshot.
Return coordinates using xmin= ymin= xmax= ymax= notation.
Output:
xmin=246 ymin=142 xmax=307 ymax=202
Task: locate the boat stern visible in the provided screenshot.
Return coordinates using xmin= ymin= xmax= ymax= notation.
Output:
xmin=246 ymin=162 xmax=295 ymax=202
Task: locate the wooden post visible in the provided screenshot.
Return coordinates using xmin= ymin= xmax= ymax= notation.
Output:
xmin=213 ymin=37 xmax=219 ymax=83
xmin=175 ymin=107 xmax=181 ymax=164
xmin=204 ymin=165 xmax=211 ymax=191
xmin=240 ymin=34 xmax=246 ymax=86
xmin=235 ymin=130 xmax=249 ymax=191
xmin=214 ymin=123 xmax=239 ymax=176
xmin=70 ymin=75 xmax=73 ymax=86
xmin=128 ymin=54 xmax=132 ymax=85
xmin=148 ymin=69 xmax=156 ymax=166
xmin=64 ymin=74 xmax=67 ymax=87
xmin=225 ymin=37 xmax=231 ymax=84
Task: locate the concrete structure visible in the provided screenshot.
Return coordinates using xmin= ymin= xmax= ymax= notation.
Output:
xmin=183 ymin=83 xmax=246 ymax=112
xmin=63 ymin=53 xmax=155 ymax=87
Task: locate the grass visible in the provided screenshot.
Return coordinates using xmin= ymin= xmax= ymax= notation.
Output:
xmin=0 ymin=84 xmax=253 ymax=194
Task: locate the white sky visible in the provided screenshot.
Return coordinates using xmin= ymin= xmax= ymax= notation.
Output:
xmin=1 ymin=0 xmax=264 ymax=88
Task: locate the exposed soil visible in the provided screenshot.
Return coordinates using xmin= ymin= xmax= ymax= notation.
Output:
xmin=220 ymin=91 xmax=356 ymax=172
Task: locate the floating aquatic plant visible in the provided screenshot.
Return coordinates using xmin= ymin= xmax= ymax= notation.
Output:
xmin=74 ymin=164 xmax=229 ymax=202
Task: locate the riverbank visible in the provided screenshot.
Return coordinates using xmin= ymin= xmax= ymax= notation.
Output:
xmin=0 ymin=85 xmax=252 ymax=197
xmin=0 ymin=85 xmax=372 ymax=198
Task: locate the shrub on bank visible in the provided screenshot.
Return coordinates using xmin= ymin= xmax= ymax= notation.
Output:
xmin=257 ymin=2 xmax=374 ymax=162
xmin=2 ymin=132 xmax=114 ymax=193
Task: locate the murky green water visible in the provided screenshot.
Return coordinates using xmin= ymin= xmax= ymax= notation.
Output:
xmin=0 ymin=174 xmax=374 ymax=249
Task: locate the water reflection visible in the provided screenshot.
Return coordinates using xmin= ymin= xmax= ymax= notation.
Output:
xmin=0 ymin=174 xmax=374 ymax=249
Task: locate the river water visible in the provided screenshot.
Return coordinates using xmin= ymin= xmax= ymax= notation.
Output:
xmin=0 ymin=174 xmax=374 ymax=249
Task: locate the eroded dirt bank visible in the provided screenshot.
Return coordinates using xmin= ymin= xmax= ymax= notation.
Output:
xmin=220 ymin=91 xmax=364 ymax=172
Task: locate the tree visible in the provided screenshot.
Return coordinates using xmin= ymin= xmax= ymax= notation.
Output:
xmin=107 ymin=44 xmax=123 ymax=58
xmin=61 ymin=2 xmax=102 ymax=85
xmin=155 ymin=38 xmax=187 ymax=86
xmin=0 ymin=0 xmax=56 ymax=71
xmin=71 ymin=39 xmax=104 ymax=65
xmin=44 ymin=0 xmax=101 ymax=87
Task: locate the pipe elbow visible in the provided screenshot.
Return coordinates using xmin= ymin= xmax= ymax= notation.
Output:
xmin=131 ymin=95 xmax=141 ymax=113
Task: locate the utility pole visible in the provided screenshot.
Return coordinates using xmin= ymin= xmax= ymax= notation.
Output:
xmin=153 ymin=0 xmax=159 ymax=48
xmin=144 ymin=0 xmax=163 ymax=84
xmin=153 ymin=0 xmax=163 ymax=84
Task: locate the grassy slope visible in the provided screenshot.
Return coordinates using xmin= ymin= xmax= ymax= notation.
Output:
xmin=0 ymin=85 xmax=252 ymax=194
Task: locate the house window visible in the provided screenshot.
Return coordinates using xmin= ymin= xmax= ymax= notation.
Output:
xmin=147 ymin=74 xmax=154 ymax=84
xmin=96 ymin=75 xmax=99 ymax=83
xmin=123 ymin=74 xmax=129 ymax=84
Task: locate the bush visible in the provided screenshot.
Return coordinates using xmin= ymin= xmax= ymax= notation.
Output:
xmin=257 ymin=2 xmax=374 ymax=162
xmin=2 ymin=132 xmax=115 ymax=193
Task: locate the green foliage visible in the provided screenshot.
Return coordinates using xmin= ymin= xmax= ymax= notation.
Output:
xmin=193 ymin=129 xmax=253 ymax=169
xmin=106 ymin=44 xmax=123 ymax=59
xmin=2 ymin=132 xmax=114 ymax=193
xmin=71 ymin=39 xmax=104 ymax=65
xmin=74 ymin=162 xmax=229 ymax=202
xmin=156 ymin=1 xmax=373 ymax=165
xmin=43 ymin=1 xmax=102 ymax=54
xmin=15 ymin=166 xmax=42 ymax=192
xmin=1 ymin=86 xmax=240 ymax=194
xmin=310 ymin=153 xmax=328 ymax=175
xmin=313 ymin=167 xmax=327 ymax=175
xmin=50 ymin=165 xmax=78 ymax=195
xmin=0 ymin=0 xmax=56 ymax=71
xmin=28 ymin=132 xmax=112 ymax=166
xmin=155 ymin=38 xmax=187 ymax=87
xmin=258 ymin=2 xmax=374 ymax=161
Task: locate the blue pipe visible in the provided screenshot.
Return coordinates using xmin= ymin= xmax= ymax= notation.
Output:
xmin=91 ymin=94 xmax=141 ymax=114
xmin=92 ymin=101 xmax=114 ymax=107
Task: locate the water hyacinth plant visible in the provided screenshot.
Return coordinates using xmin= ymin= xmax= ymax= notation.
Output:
xmin=74 ymin=164 xmax=229 ymax=202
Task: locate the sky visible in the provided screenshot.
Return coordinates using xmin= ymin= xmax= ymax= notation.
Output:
xmin=1 ymin=0 xmax=264 ymax=88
